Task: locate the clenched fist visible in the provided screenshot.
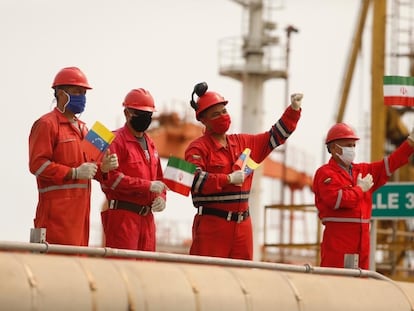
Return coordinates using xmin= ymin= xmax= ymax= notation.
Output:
xmin=290 ymin=93 xmax=303 ymax=111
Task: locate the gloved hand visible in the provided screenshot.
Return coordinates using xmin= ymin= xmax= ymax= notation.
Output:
xmin=228 ymin=170 xmax=245 ymax=185
xmin=72 ymin=163 xmax=98 ymax=179
xmin=151 ymin=196 xmax=166 ymax=212
xmin=357 ymin=173 xmax=374 ymax=192
xmin=290 ymin=93 xmax=303 ymax=111
xmin=150 ymin=180 xmax=167 ymax=194
xmin=101 ymin=151 xmax=119 ymax=173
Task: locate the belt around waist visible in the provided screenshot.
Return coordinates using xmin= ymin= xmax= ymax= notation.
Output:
xmin=197 ymin=206 xmax=249 ymax=223
xmin=109 ymin=200 xmax=151 ymax=216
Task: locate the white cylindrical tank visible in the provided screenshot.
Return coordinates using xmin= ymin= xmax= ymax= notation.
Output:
xmin=1 ymin=252 xmax=414 ymax=311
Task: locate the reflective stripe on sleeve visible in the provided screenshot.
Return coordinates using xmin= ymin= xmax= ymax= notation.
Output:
xmin=275 ymin=121 xmax=289 ymax=138
xmin=110 ymin=173 xmax=124 ymax=190
xmin=384 ymin=156 xmax=391 ymax=177
xmin=269 ymin=134 xmax=280 ymax=149
xmin=269 ymin=120 xmax=291 ymax=149
xmin=34 ymin=160 xmax=51 ymax=177
xmin=322 ymin=217 xmax=370 ymax=224
xmin=39 ymin=183 xmax=88 ymax=193
xmin=333 ymin=189 xmax=343 ymax=210
xmin=193 ymin=170 xmax=208 ymax=193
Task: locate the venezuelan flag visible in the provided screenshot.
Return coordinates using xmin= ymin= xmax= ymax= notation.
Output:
xmin=244 ymin=157 xmax=260 ymax=176
xmin=233 ymin=148 xmax=260 ymax=177
xmin=233 ymin=148 xmax=251 ymax=171
xmin=82 ymin=121 xmax=115 ymax=161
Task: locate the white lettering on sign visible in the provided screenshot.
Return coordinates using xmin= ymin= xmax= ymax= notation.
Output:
xmin=406 ymin=193 xmax=414 ymax=209
xmin=373 ymin=192 xmax=414 ymax=210
xmin=373 ymin=193 xmax=399 ymax=209
xmin=372 ymin=183 xmax=414 ymax=218
xmin=389 ymin=193 xmax=399 ymax=209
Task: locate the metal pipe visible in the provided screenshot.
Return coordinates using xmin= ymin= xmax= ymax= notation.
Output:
xmin=0 ymin=241 xmax=395 ymax=280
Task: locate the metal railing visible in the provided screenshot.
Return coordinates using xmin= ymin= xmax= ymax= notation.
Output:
xmin=263 ymin=203 xmax=321 ymax=265
xmin=0 ymin=240 xmax=392 ymax=281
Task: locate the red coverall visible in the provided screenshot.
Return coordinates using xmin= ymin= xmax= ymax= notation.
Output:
xmin=185 ymin=106 xmax=301 ymax=260
xmin=100 ymin=125 xmax=166 ymax=251
xmin=29 ymin=108 xmax=105 ymax=246
xmin=313 ymin=141 xmax=414 ymax=269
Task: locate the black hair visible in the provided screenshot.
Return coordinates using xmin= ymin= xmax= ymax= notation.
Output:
xmin=326 ymin=144 xmax=332 ymax=154
xmin=190 ymin=82 xmax=208 ymax=111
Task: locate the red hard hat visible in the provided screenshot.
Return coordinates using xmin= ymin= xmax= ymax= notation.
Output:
xmin=122 ymin=88 xmax=156 ymax=112
xmin=195 ymin=91 xmax=228 ymax=120
xmin=325 ymin=123 xmax=359 ymax=144
xmin=52 ymin=67 xmax=92 ymax=89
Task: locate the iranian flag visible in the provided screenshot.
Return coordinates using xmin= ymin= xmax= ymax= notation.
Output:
xmin=163 ymin=157 xmax=196 ymax=196
xmin=383 ymin=76 xmax=414 ymax=106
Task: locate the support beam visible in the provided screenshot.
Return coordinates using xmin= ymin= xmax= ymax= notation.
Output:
xmin=336 ymin=0 xmax=371 ymax=122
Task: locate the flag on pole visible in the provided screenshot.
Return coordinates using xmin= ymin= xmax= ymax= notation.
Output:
xmin=383 ymin=76 xmax=414 ymax=106
xmin=81 ymin=121 xmax=115 ymax=161
xmin=163 ymin=157 xmax=196 ymax=196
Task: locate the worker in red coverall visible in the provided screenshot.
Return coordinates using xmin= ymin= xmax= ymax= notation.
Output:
xmin=184 ymin=82 xmax=303 ymax=260
xmin=313 ymin=123 xmax=414 ymax=269
xmin=100 ymin=89 xmax=167 ymax=251
xmin=29 ymin=67 xmax=119 ymax=246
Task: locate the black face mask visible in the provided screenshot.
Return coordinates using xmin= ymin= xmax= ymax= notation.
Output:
xmin=130 ymin=113 xmax=152 ymax=132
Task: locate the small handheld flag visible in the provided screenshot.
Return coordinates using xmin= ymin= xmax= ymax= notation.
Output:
xmin=163 ymin=157 xmax=196 ymax=196
xmin=231 ymin=148 xmax=261 ymax=186
xmin=383 ymin=76 xmax=414 ymax=106
xmin=233 ymin=148 xmax=260 ymax=176
xmin=244 ymin=157 xmax=260 ymax=176
xmin=233 ymin=148 xmax=251 ymax=171
xmin=81 ymin=121 xmax=115 ymax=161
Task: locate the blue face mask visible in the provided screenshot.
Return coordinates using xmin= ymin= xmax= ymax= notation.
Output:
xmin=64 ymin=92 xmax=86 ymax=114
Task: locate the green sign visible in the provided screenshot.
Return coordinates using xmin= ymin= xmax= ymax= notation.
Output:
xmin=372 ymin=182 xmax=414 ymax=218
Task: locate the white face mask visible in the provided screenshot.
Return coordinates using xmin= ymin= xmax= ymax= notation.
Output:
xmin=336 ymin=144 xmax=355 ymax=166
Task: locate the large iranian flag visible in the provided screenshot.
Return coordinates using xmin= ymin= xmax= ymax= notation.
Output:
xmin=163 ymin=157 xmax=196 ymax=196
xmin=383 ymin=76 xmax=414 ymax=106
